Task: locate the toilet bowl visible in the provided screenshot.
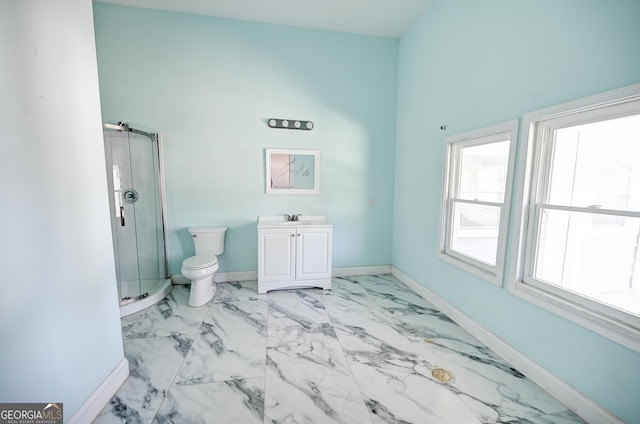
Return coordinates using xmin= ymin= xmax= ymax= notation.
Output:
xmin=181 ymin=255 xmax=219 ymax=307
xmin=181 ymin=226 xmax=227 ymax=307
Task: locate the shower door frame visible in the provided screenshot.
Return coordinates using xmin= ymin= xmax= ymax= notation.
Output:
xmin=103 ymin=122 xmax=170 ymax=307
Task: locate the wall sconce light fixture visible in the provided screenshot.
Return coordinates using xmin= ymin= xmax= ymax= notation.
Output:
xmin=268 ymin=118 xmax=314 ymax=130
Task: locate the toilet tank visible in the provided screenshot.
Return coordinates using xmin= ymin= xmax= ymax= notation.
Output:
xmin=188 ymin=226 xmax=227 ymax=256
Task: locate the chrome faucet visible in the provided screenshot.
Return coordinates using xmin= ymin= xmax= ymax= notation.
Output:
xmin=284 ymin=213 xmax=301 ymax=221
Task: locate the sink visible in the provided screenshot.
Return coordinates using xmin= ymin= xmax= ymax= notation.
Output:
xmin=258 ymin=215 xmax=328 ymax=228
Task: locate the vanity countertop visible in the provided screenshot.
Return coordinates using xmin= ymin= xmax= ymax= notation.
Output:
xmin=257 ymin=215 xmax=330 ymax=228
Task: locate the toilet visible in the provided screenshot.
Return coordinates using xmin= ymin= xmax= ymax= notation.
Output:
xmin=181 ymin=226 xmax=227 ymax=307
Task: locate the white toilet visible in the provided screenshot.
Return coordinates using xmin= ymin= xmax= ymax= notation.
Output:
xmin=181 ymin=226 xmax=227 ymax=307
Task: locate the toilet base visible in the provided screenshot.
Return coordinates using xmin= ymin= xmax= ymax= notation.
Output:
xmin=188 ymin=277 xmax=215 ymax=307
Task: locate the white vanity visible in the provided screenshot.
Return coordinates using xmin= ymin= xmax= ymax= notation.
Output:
xmin=257 ymin=215 xmax=333 ymax=293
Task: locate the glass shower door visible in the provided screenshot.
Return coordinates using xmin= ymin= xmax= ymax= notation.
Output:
xmin=104 ymin=129 xmax=167 ymax=304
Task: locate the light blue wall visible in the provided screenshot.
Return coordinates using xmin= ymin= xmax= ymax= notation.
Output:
xmin=0 ymin=0 xmax=124 ymax=419
xmin=93 ymin=0 xmax=640 ymax=420
xmin=393 ymin=0 xmax=640 ymax=422
xmin=93 ymin=3 xmax=398 ymax=275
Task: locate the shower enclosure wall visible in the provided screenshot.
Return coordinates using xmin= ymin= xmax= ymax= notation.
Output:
xmin=103 ymin=122 xmax=171 ymax=316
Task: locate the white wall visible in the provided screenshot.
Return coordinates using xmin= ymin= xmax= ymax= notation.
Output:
xmin=0 ymin=0 xmax=125 ymax=419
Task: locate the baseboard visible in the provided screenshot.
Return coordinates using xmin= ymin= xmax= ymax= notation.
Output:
xmin=215 ymin=270 xmax=259 ymax=283
xmin=171 ymin=265 xmax=392 ymax=285
xmin=68 ymin=357 xmax=129 ymax=424
xmin=171 ymin=271 xmax=258 ymax=285
xmin=390 ymin=266 xmax=621 ymax=424
xmin=332 ymin=265 xmax=392 ymax=277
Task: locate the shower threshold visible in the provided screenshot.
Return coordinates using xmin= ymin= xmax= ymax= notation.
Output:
xmin=119 ymin=278 xmax=172 ymax=317
xmin=120 ymin=291 xmax=150 ymax=306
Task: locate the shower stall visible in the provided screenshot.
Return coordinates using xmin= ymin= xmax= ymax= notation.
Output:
xmin=103 ymin=122 xmax=172 ymax=317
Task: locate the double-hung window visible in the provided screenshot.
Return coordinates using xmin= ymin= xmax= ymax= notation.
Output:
xmin=513 ymin=84 xmax=640 ymax=351
xmin=439 ymin=120 xmax=518 ymax=285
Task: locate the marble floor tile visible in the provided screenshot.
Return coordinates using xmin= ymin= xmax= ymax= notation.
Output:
xmin=267 ymin=288 xmax=331 ymax=328
xmin=94 ymin=335 xmax=191 ymax=424
xmin=265 ymin=323 xmax=372 ymax=424
xmin=98 ymin=275 xmax=585 ymax=424
xmin=175 ymin=299 xmax=268 ymax=385
xmin=329 ymin=314 xmax=471 ymax=423
xmin=391 ymin=313 xmax=570 ymax=422
xmin=120 ymin=307 xmax=148 ymax=334
xmin=517 ymin=410 xmax=589 ymax=424
xmin=323 ymin=284 xmax=402 ymax=329
xmin=356 ymin=274 xmax=437 ymax=316
xmin=348 ymin=360 xmax=483 ymax=424
xmin=214 ymin=281 xmax=267 ymax=303
xmin=329 ymin=276 xmax=370 ymax=295
xmin=153 ymin=378 xmax=264 ymax=424
xmin=124 ymin=285 xmax=211 ymax=340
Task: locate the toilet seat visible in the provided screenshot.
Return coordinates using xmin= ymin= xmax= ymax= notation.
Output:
xmin=182 ymin=255 xmax=217 ymax=270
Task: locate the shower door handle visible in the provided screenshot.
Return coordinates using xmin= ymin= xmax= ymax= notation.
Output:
xmin=120 ymin=206 xmax=125 ymax=227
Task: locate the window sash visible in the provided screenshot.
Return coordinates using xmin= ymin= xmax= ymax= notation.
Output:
xmin=526 ymin=203 xmax=640 ymax=279
xmin=512 ymin=83 xmax=640 ymax=351
xmin=439 ymin=119 xmax=518 ymax=285
xmin=532 ymin=203 xmax=640 ymax=218
xmin=449 ymin=198 xmax=504 ymax=208
xmin=444 ymin=198 xmax=503 ymax=273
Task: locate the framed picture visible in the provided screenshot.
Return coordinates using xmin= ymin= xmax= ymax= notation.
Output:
xmin=265 ymin=148 xmax=320 ymax=194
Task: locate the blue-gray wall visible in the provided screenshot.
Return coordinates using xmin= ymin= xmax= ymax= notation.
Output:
xmin=93 ymin=3 xmax=398 ymax=275
xmin=392 ymin=1 xmax=640 ymax=422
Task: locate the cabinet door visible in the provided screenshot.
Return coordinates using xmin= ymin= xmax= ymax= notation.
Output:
xmin=296 ymin=227 xmax=333 ymax=280
xmin=258 ymin=229 xmax=296 ymax=282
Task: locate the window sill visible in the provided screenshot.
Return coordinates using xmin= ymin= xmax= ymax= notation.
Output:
xmin=438 ymin=251 xmax=502 ymax=287
xmin=510 ymin=282 xmax=640 ymax=353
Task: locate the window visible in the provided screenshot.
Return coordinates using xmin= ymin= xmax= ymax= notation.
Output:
xmin=512 ymin=83 xmax=640 ymax=352
xmin=439 ymin=120 xmax=518 ymax=285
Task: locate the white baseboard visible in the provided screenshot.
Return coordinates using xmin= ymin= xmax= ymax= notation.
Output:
xmin=332 ymin=265 xmax=392 ymax=277
xmin=215 ymin=270 xmax=258 ymax=283
xmin=391 ymin=266 xmax=621 ymax=424
xmin=171 ymin=265 xmax=392 ymax=285
xmin=68 ymin=357 xmax=129 ymax=424
xmin=171 ymin=271 xmax=258 ymax=285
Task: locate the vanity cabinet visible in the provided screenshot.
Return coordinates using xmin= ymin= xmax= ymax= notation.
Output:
xmin=257 ymin=216 xmax=333 ymax=293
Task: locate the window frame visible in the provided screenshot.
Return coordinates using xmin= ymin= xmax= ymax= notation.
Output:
xmin=509 ymin=83 xmax=640 ymax=353
xmin=439 ymin=119 xmax=519 ymax=286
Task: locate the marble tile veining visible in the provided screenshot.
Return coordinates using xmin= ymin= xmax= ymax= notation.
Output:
xmin=94 ymin=335 xmax=191 ymax=423
xmin=267 ymin=288 xmax=331 ymax=328
xmin=94 ymin=275 xmax=585 ymax=424
xmin=153 ymin=378 xmax=265 ymax=424
xmin=265 ymin=323 xmax=371 ymax=424
xmin=125 ymin=285 xmax=211 ymax=340
xmin=175 ymin=299 xmax=268 ymax=385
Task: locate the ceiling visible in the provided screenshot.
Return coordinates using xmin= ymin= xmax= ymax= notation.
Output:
xmin=96 ymin=0 xmax=434 ymax=38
